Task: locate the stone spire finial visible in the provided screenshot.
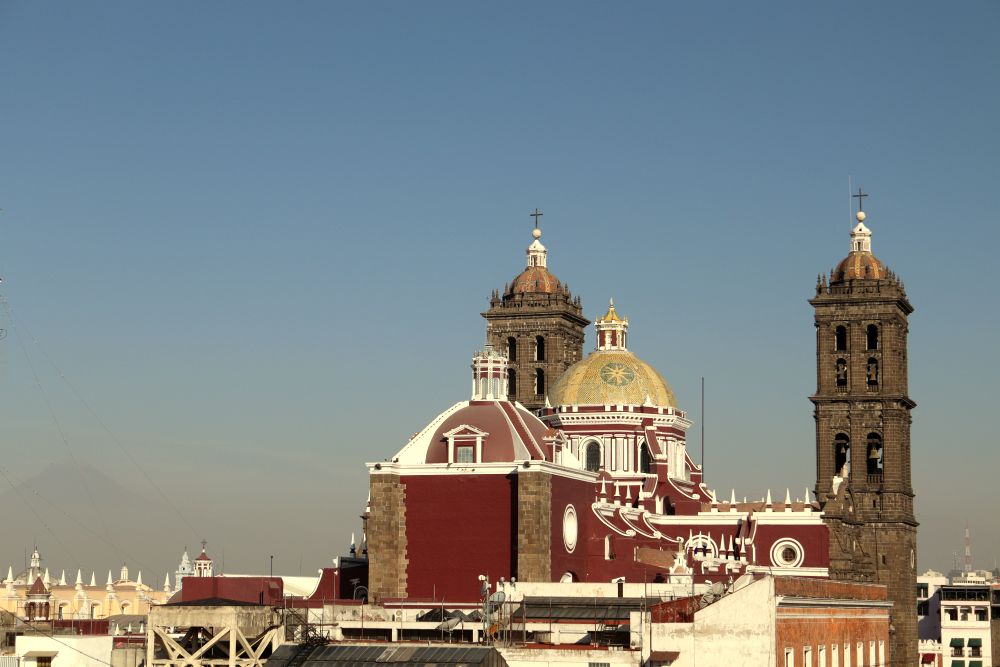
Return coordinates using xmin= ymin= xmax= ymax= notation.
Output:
xmin=89 ymin=572 xmax=96 ymax=587
xmin=59 ymin=570 xmax=67 ymax=586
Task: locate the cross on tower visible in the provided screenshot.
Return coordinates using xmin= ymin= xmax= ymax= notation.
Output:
xmin=530 ymin=208 xmax=543 ymax=229
xmin=852 ymin=187 xmax=869 ymax=213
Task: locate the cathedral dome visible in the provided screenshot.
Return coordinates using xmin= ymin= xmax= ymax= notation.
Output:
xmin=507 ymin=266 xmax=561 ymax=295
xmin=832 ymin=251 xmax=886 ymax=282
xmin=831 ymin=217 xmax=886 ymax=282
xmin=386 ymin=347 xmax=551 ymax=465
xmin=547 ymin=301 xmax=676 ymax=408
xmin=547 ymin=350 xmax=675 ymax=408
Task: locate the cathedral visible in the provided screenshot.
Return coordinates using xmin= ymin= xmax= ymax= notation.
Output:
xmin=365 ymin=202 xmax=917 ymax=665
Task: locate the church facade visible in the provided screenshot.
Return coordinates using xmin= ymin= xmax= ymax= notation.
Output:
xmin=365 ymin=206 xmax=916 ymax=661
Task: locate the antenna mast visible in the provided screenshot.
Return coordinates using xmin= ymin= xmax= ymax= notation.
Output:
xmin=965 ymin=522 xmax=972 ymax=573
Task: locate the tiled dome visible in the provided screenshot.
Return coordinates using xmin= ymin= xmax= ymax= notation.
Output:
xmin=547 ymin=349 xmax=676 ymax=408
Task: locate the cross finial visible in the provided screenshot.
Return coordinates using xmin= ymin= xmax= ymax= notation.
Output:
xmin=852 ymin=187 xmax=868 ymax=213
xmin=530 ymin=208 xmax=543 ymax=229
xmin=200 ymin=539 xmax=207 ymax=552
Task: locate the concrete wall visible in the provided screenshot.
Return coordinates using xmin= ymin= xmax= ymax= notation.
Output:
xmin=691 ymin=577 xmax=773 ymax=667
xmin=110 ymin=647 xmax=143 ymax=667
xmin=499 ymin=646 xmax=639 ymax=667
xmin=16 ymin=635 xmax=112 ymax=667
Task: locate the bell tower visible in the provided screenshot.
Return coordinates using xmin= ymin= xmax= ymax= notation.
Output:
xmin=810 ymin=195 xmax=917 ymax=666
xmin=483 ymin=211 xmax=588 ymax=412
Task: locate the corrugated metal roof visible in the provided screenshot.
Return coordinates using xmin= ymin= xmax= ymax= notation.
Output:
xmin=515 ymin=596 xmax=644 ymax=621
xmin=268 ymin=644 xmax=501 ymax=667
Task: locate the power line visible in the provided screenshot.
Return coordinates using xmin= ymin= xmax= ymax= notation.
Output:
xmin=13 ymin=615 xmax=123 ymax=667
xmin=0 ymin=294 xmax=200 ymax=541
xmin=0 ymin=465 xmax=169 ymax=580
xmin=0 ymin=467 xmax=82 ymax=570
xmin=1 ymin=297 xmax=110 ymax=540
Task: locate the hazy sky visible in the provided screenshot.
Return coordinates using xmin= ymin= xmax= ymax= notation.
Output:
xmin=1 ymin=1 xmax=998 ymax=584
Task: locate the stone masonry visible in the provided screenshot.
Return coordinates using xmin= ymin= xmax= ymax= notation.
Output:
xmin=366 ymin=474 xmax=408 ymax=602
xmin=515 ymin=470 xmax=552 ymax=582
xmin=811 ymin=252 xmax=917 ymax=666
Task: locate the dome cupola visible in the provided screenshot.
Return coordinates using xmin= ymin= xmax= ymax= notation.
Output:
xmin=547 ymin=299 xmax=676 ymax=408
xmin=471 ymin=344 xmax=508 ymax=401
xmin=505 ymin=213 xmax=564 ymax=296
xmin=831 ymin=208 xmax=886 ymax=283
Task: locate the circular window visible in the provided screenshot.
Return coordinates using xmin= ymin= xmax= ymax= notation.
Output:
xmin=562 ymin=505 xmax=578 ymax=553
xmin=770 ymin=539 xmax=804 ymax=568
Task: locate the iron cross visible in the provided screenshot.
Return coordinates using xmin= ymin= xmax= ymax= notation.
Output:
xmin=852 ymin=188 xmax=869 ymax=212
xmin=530 ymin=208 xmax=543 ymax=229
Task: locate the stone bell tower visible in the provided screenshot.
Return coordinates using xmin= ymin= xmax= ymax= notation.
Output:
xmin=810 ymin=193 xmax=917 ymax=666
xmin=483 ymin=211 xmax=588 ymax=412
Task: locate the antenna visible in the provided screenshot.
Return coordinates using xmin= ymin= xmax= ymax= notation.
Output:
xmin=701 ymin=377 xmax=705 ymax=477
xmin=965 ymin=522 xmax=972 ymax=573
xmin=848 ymin=175 xmax=853 ymax=229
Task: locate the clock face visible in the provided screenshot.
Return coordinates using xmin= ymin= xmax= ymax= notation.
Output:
xmin=600 ymin=362 xmax=635 ymax=387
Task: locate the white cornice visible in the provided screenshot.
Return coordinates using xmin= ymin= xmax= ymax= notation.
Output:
xmin=366 ymin=460 xmax=599 ymax=483
xmin=546 ymin=411 xmax=692 ymax=430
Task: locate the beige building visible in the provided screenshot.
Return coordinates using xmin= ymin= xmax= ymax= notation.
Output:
xmin=2 ymin=548 xmax=171 ymax=620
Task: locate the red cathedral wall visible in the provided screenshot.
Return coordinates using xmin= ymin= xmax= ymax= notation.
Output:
xmin=753 ymin=524 xmax=831 ymax=569
xmin=549 ymin=474 xmax=598 ymax=581
xmin=402 ymin=473 xmax=516 ymax=602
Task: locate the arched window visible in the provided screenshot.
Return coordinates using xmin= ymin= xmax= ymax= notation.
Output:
xmin=604 ymin=535 xmax=613 ymax=560
xmin=866 ymin=357 xmax=879 ymax=387
xmin=639 ymin=443 xmax=652 ymax=474
xmin=534 ymin=335 xmax=545 ymax=361
xmin=534 ymin=368 xmax=545 ymax=396
xmin=834 ymin=434 xmax=851 ymax=476
xmin=835 ymin=326 xmax=848 ymax=351
xmin=866 ymin=433 xmax=883 ymax=476
xmin=866 ymin=324 xmax=879 ymax=350
xmin=507 ymin=369 xmax=516 ymax=399
xmin=506 ymin=337 xmax=517 ymax=362
xmin=585 ymin=442 xmax=601 ymax=472
xmin=836 ymin=358 xmax=848 ymax=387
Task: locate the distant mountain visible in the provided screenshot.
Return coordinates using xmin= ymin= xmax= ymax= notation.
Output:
xmin=0 ymin=462 xmax=189 ymax=581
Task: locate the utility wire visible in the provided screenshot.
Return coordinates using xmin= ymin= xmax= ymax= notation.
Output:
xmin=0 ymin=466 xmax=82 ymax=571
xmin=13 ymin=615 xmax=122 ymax=667
xmin=0 ymin=294 xmax=200 ymax=541
xmin=1 ymin=297 xmax=110 ymax=541
xmin=0 ymin=465 xmax=168 ymax=582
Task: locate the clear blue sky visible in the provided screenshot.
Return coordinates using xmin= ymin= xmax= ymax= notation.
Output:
xmin=1 ymin=1 xmax=997 ymax=581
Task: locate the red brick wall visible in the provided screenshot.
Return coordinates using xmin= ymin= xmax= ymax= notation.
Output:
xmin=775 ymin=606 xmax=890 ymax=666
xmin=774 ymin=577 xmax=888 ymax=601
